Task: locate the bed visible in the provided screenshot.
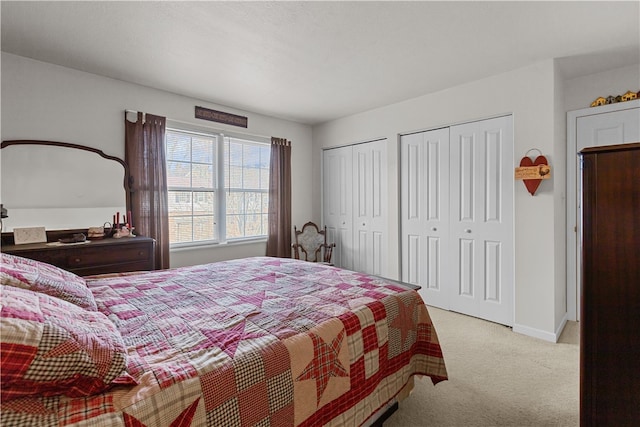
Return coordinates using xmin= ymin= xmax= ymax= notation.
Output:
xmin=1 ymin=254 xmax=447 ymax=426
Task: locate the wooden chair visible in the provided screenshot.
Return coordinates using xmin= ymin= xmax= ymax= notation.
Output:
xmin=291 ymin=221 xmax=335 ymax=264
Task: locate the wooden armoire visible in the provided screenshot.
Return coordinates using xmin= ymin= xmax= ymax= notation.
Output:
xmin=580 ymin=142 xmax=640 ymax=426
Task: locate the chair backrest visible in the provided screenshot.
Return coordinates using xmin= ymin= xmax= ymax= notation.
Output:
xmin=292 ymin=221 xmax=333 ymax=263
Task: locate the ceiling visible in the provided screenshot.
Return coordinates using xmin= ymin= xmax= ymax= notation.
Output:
xmin=2 ymin=1 xmax=639 ymax=125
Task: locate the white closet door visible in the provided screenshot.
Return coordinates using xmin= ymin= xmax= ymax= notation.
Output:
xmin=450 ymin=116 xmax=514 ymax=326
xmin=577 ymin=108 xmax=640 ymax=151
xmin=572 ymin=107 xmax=639 ymax=320
xmin=323 ymin=146 xmax=353 ymax=269
xmin=352 ymin=139 xmax=387 ymax=276
xmin=400 ymin=128 xmax=450 ymax=309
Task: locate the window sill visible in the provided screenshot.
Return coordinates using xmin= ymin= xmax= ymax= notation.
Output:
xmin=170 ymin=238 xmax=267 ymax=252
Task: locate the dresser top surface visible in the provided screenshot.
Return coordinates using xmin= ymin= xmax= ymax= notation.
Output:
xmin=1 ymin=236 xmax=154 ymax=253
xmin=580 ymin=142 xmax=640 ymax=154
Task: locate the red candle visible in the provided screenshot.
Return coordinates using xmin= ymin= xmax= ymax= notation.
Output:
xmin=128 ymin=210 xmax=132 ymax=228
xmin=116 ymin=212 xmax=120 ymax=227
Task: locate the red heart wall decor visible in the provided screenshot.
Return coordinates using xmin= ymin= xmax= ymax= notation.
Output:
xmin=519 ymin=155 xmax=549 ymax=196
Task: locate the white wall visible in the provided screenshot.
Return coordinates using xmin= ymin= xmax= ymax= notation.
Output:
xmin=313 ymin=59 xmax=640 ymax=341
xmin=553 ymin=60 xmax=568 ymax=337
xmin=313 ymin=60 xmax=561 ymax=340
xmin=4 ymin=50 xmax=635 ymax=339
xmin=562 ymin=62 xmax=639 ymax=324
xmin=564 ymin=63 xmax=640 ymax=112
xmin=1 ymin=52 xmax=313 ymax=267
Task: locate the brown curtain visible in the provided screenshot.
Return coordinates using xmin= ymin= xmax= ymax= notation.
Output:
xmin=265 ymin=137 xmax=292 ymax=258
xmin=125 ymin=111 xmax=170 ymax=269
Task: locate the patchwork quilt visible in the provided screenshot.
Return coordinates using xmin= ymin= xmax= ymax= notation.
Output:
xmin=1 ymin=257 xmax=447 ymax=426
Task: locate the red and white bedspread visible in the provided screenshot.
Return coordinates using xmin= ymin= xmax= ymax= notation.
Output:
xmin=4 ymin=257 xmax=447 ymax=426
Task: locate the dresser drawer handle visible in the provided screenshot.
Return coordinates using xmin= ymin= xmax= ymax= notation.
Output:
xmin=138 ymin=251 xmax=145 ymax=256
xmin=73 ymin=258 xmax=81 ymax=263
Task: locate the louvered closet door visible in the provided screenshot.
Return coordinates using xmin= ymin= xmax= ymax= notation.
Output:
xmin=352 ymin=139 xmax=387 ymax=276
xmin=449 ymin=116 xmax=514 ymax=326
xmin=400 ymin=128 xmax=450 ymax=309
xmin=323 ymin=146 xmax=353 ymax=269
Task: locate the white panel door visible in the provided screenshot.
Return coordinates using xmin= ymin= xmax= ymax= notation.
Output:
xmin=576 ymin=108 xmax=640 ymax=151
xmin=322 ymin=146 xmax=353 ymax=269
xmin=352 ymin=139 xmax=388 ymax=276
xmin=572 ymin=107 xmax=640 ymax=320
xmin=400 ymin=128 xmax=450 ymax=309
xmin=449 ymin=116 xmax=514 ymax=326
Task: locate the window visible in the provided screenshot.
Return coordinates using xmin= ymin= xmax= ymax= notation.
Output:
xmin=166 ymin=128 xmax=270 ymax=245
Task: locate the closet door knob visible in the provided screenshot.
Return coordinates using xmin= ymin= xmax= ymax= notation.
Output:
xmin=465 ymin=229 xmax=472 ymax=233
xmin=431 ymin=227 xmax=437 ymax=231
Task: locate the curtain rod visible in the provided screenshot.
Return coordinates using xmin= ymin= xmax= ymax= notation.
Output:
xmin=124 ymin=109 xmax=272 ymax=141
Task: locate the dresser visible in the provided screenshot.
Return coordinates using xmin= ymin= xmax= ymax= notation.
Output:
xmin=580 ymin=143 xmax=640 ymax=426
xmin=1 ymin=235 xmax=156 ymax=276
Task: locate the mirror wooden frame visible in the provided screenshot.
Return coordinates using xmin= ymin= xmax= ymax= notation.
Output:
xmin=0 ymin=139 xmax=132 ymax=227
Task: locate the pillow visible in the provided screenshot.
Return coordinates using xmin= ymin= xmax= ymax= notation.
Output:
xmin=0 ymin=252 xmax=97 ymax=311
xmin=0 ymin=285 xmax=129 ymax=401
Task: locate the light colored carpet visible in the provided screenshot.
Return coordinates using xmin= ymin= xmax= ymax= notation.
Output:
xmin=385 ymin=307 xmax=579 ymax=427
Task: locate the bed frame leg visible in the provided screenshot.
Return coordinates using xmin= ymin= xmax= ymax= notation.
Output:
xmin=370 ymin=401 xmax=399 ymax=427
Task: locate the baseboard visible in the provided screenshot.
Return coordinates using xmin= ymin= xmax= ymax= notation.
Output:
xmin=554 ymin=314 xmax=569 ymax=342
xmin=513 ymin=316 xmax=567 ymax=343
